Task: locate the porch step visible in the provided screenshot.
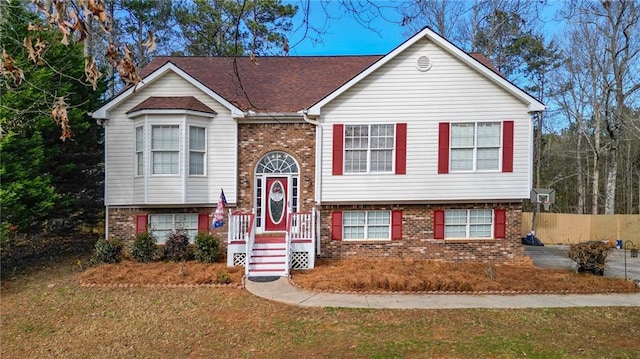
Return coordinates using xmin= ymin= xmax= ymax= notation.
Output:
xmin=247 ymin=239 xmax=288 ymax=277
xmin=254 ymin=236 xmax=285 ymax=244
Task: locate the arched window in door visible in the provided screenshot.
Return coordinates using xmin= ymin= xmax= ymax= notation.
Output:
xmin=254 ymin=151 xmax=299 ymax=229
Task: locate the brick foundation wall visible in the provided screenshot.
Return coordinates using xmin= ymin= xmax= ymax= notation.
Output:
xmin=318 ymin=202 xmax=527 ymax=264
xmin=237 ymin=122 xmax=316 ymax=213
xmin=106 ymin=207 xmax=230 ymax=253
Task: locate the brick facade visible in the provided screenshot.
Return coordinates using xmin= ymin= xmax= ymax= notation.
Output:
xmin=236 ymin=122 xmax=316 ymax=213
xmin=318 ymin=202 xmax=528 ymax=265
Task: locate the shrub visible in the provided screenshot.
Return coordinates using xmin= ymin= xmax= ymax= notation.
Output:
xmin=194 ymin=232 xmax=220 ymax=263
xmin=216 ymin=272 xmax=231 ymax=284
xmin=95 ymin=238 xmax=123 ymax=263
xmin=568 ymin=241 xmax=609 ymax=276
xmin=164 ymin=230 xmax=190 ymax=261
xmin=131 ymin=232 xmax=157 ymax=263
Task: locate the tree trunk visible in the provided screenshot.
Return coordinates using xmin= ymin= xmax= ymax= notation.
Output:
xmin=604 ymin=138 xmax=618 ymax=214
xmin=577 ymin=132 xmax=585 ymax=214
xmin=591 ymin=112 xmax=601 ymax=214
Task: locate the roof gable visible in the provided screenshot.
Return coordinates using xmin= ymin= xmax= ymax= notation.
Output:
xmin=91 ymin=62 xmax=243 ymax=119
xmin=307 ymin=27 xmax=545 ymax=115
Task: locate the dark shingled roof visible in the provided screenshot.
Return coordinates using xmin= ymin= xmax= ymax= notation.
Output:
xmin=140 ymin=56 xmax=383 ymax=113
xmin=137 ymin=53 xmax=502 ymax=114
xmin=126 ymin=96 xmax=216 ymax=114
xmin=469 ymin=53 xmax=502 ymax=75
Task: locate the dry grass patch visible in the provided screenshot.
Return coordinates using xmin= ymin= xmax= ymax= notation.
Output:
xmin=2 ymin=257 xmax=640 ymax=358
xmin=291 ymin=259 xmax=639 ymax=293
xmin=79 ymin=260 xmax=243 ymax=286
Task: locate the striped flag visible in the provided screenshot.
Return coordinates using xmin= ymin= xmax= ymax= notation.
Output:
xmin=211 ymin=189 xmax=227 ymax=229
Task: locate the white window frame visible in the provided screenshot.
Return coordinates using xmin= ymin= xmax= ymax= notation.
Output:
xmin=135 ymin=126 xmax=144 ymax=176
xmin=450 ymin=122 xmax=501 ymax=172
xmin=344 ymin=124 xmax=395 ymax=174
xmin=148 ymin=213 xmax=198 ymax=244
xmin=343 ymin=210 xmax=391 ymax=240
xmin=444 ymin=209 xmax=494 ymax=239
xmin=151 ymin=125 xmax=180 ymax=175
xmin=188 ymin=126 xmax=206 ymax=176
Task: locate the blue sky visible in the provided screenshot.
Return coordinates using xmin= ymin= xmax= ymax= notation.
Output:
xmin=287 ymin=1 xmax=408 ymax=56
xmin=285 ymin=1 xmax=562 ymax=56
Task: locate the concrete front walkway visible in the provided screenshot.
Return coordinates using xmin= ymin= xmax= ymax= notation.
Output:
xmin=245 ymin=277 xmax=640 ymax=309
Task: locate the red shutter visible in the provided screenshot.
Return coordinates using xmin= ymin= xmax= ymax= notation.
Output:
xmin=391 ymin=210 xmax=403 ymax=240
xmin=395 ymin=123 xmax=407 ymax=175
xmin=438 ymin=122 xmax=450 ymax=174
xmin=494 ymin=209 xmax=506 ymax=239
xmin=135 ymin=214 xmax=148 ymax=234
xmin=502 ymin=121 xmax=514 ymax=173
xmin=434 ymin=210 xmax=445 ymax=240
xmin=331 ymin=211 xmax=343 ymax=240
xmin=332 ymin=124 xmax=344 ymax=175
xmin=198 ymin=214 xmax=210 ymax=233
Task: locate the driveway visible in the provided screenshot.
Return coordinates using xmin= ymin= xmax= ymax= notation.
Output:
xmin=525 ymin=244 xmax=640 ymax=283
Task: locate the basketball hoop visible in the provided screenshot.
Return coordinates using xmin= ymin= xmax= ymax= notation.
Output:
xmin=542 ymin=199 xmax=551 ymax=211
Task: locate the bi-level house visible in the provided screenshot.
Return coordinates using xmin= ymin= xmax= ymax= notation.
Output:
xmin=92 ymin=27 xmax=544 ymax=277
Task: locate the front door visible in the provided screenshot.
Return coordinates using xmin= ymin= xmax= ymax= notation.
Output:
xmin=265 ymin=177 xmax=288 ymax=231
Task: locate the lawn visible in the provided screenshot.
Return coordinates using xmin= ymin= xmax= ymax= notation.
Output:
xmin=2 ymin=257 xmax=639 ymax=358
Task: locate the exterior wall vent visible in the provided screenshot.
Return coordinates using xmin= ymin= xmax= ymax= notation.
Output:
xmin=416 ymin=55 xmax=432 ymax=72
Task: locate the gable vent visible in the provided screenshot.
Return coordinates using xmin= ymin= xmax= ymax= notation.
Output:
xmin=416 ymin=55 xmax=432 ymax=72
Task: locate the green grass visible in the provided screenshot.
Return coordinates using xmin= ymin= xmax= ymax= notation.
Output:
xmin=1 ymin=257 xmax=639 ymax=358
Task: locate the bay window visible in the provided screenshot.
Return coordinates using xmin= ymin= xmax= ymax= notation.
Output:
xmin=151 ymin=125 xmax=179 ymax=175
xmin=189 ymin=126 xmax=206 ymax=175
xmin=135 ymin=126 xmax=144 ymax=176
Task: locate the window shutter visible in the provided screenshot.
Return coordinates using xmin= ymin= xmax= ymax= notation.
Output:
xmin=438 ymin=123 xmax=450 ymax=174
xmin=198 ymin=214 xmax=210 ymax=233
xmin=434 ymin=210 xmax=445 ymax=240
xmin=331 ymin=211 xmax=343 ymax=240
xmin=135 ymin=214 xmax=148 ymax=234
xmin=494 ymin=209 xmax=506 ymax=239
xmin=391 ymin=210 xmax=403 ymax=240
xmin=395 ymin=123 xmax=407 ymax=175
xmin=332 ymin=124 xmax=344 ymax=175
xmin=502 ymin=121 xmax=514 ymax=173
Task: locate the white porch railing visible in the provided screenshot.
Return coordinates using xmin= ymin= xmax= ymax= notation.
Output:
xmin=227 ymin=211 xmax=255 ymax=243
xmin=286 ymin=207 xmax=317 ymax=271
xmin=227 ymin=211 xmax=255 ymax=276
xmin=289 ymin=210 xmax=315 ymax=241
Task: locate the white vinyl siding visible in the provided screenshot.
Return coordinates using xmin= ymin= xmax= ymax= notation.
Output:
xmin=189 ymin=126 xmax=206 ymax=175
xmin=343 ymin=211 xmax=390 ymax=240
xmin=445 ymin=209 xmax=493 ymax=239
xmin=451 ymin=122 xmax=500 ymax=172
xmin=344 ymin=124 xmax=394 ymax=173
xmin=149 ymin=213 xmax=198 ymax=244
xmin=320 ymin=38 xmax=533 ymax=202
xmin=104 ymin=71 xmax=237 ymax=205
